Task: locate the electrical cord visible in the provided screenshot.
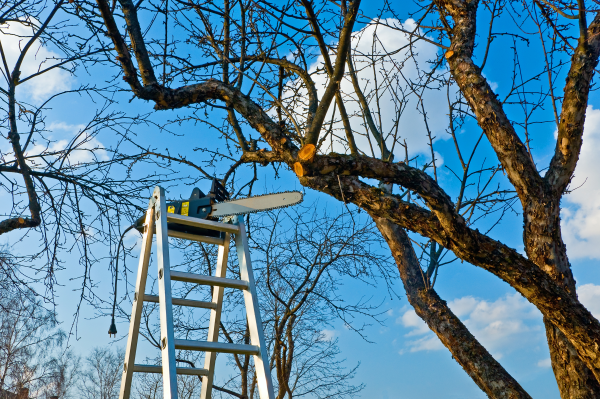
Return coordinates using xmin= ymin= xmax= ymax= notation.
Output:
xmin=109 ymin=224 xmax=137 ymax=337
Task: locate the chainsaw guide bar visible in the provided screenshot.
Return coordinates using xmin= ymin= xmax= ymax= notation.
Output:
xmin=135 ymin=180 xmax=303 ymax=237
xmin=210 ymin=191 xmax=303 ymax=217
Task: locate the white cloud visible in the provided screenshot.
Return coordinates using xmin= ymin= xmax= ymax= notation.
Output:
xmin=2 ymin=121 xmax=109 ymax=167
xmin=537 ymin=358 xmax=552 ymax=368
xmin=397 ymin=309 xmax=443 ymax=352
xmin=578 ymin=284 xmax=600 ymax=320
xmin=561 ymin=106 xmax=600 ymax=259
xmin=397 ymin=294 xmax=542 ymax=358
xmin=123 ymin=225 xmax=143 ymax=251
xmin=450 ymin=294 xmax=541 ymax=357
xmin=0 ymin=21 xmax=72 ymax=101
xmin=397 ymin=309 xmax=431 ymax=336
xmin=402 ymin=335 xmax=444 ymax=353
xmin=320 ymin=329 xmax=337 ymax=341
xmin=46 ymin=122 xmax=109 ymax=164
xmin=450 ymin=296 xmax=480 ymax=317
xmin=284 ymin=19 xmax=451 ymax=164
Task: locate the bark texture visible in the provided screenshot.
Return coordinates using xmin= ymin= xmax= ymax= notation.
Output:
xmin=546 ymin=318 xmax=600 ymax=398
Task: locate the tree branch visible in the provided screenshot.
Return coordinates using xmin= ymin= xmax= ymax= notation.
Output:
xmin=545 ymin=12 xmax=600 ymax=194
xmin=374 ymin=217 xmax=532 ymax=399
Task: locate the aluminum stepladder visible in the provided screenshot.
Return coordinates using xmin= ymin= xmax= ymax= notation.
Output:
xmin=119 ymin=186 xmax=275 ymax=399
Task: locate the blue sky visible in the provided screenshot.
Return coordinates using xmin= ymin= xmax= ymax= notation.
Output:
xmin=2 ymin=1 xmax=600 ymax=398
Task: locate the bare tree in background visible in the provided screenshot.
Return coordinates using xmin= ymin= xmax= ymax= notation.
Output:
xmin=132 ymin=204 xmax=391 ymax=398
xmin=133 ymin=362 xmax=204 ymax=399
xmin=248 ymin=206 xmax=390 ymax=399
xmin=39 ymin=350 xmax=81 ymax=399
xmin=0 ymin=254 xmax=79 ymax=398
xmin=133 ymin=372 xmax=162 ymax=399
xmin=79 ymin=347 xmax=123 ymax=399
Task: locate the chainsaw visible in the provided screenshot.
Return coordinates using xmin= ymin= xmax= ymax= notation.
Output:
xmin=135 ymin=179 xmax=303 ymax=237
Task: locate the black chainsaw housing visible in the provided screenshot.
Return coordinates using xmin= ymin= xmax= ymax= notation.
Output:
xmin=135 ymin=179 xmax=230 ymax=238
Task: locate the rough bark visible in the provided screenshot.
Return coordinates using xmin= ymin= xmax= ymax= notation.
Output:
xmin=374 ymin=216 xmax=532 ymax=399
xmin=441 ymin=0 xmax=600 ymax=286
xmin=524 ymin=198 xmax=600 ymax=398
xmin=546 ymin=319 xmax=600 ymax=398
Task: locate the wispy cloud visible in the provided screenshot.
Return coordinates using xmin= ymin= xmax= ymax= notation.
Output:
xmin=321 ymin=329 xmax=337 ymax=341
xmin=396 ymin=308 xmax=443 ymax=353
xmin=398 ymin=309 xmax=431 ymax=337
xmin=537 ymin=358 xmax=552 ymax=368
xmin=451 ymin=294 xmax=541 ymax=357
xmin=578 ymin=284 xmax=600 ymax=320
xmin=1 ymin=121 xmax=109 ymax=167
xmin=0 ymin=21 xmax=72 ymax=101
xmin=397 ymin=294 xmax=543 ymax=358
xmin=284 ymin=18 xmax=451 ymax=164
xmin=561 ymin=106 xmax=600 ymax=259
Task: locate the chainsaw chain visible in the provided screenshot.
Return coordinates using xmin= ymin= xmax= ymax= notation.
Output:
xmin=215 ymin=190 xmax=303 ymax=217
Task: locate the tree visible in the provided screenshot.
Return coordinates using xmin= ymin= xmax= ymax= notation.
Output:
xmin=0 ymin=252 xmax=80 ymax=399
xmin=80 ymin=0 xmax=600 ymax=397
xmin=249 ymin=206 xmax=387 ymax=399
xmin=40 ymin=350 xmax=82 ymax=399
xmin=133 ymin=361 xmax=204 ymax=399
xmin=0 ymin=0 xmax=170 ymax=311
xmin=79 ymin=346 xmax=123 ymax=399
xmin=134 ymin=205 xmax=386 ymax=398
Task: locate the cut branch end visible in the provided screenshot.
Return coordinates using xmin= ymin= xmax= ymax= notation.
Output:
xmin=294 ymin=162 xmax=306 ymax=177
xmin=298 ymin=144 xmax=316 ymax=163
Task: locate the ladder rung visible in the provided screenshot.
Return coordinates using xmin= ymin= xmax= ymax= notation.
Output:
xmin=133 ymin=364 xmax=208 ymax=376
xmin=144 ymin=295 xmax=217 ymax=309
xmin=166 ymin=214 xmax=240 ymax=234
xmin=167 ymin=230 xmax=225 ymax=246
xmin=170 ymin=271 xmax=249 ymax=290
xmin=174 ymin=339 xmax=260 ymax=355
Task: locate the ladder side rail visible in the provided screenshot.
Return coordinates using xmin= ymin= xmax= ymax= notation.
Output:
xmin=119 ymin=206 xmax=155 ymax=399
xmin=234 ymin=217 xmax=275 ymax=399
xmin=201 ymin=233 xmax=231 ymax=399
xmin=155 ymin=187 xmax=179 ymax=399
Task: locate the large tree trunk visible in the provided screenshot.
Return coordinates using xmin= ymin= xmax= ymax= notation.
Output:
xmin=524 ymin=199 xmax=600 ymax=398
xmin=375 ymin=216 xmax=532 ymax=399
xmin=546 ymin=319 xmax=600 ymax=398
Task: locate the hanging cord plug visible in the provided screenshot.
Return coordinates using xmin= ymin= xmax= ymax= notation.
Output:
xmin=109 ymin=224 xmax=137 ymax=337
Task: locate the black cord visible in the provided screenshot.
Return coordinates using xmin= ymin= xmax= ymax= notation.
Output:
xmin=109 ymin=224 xmax=137 ymax=337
